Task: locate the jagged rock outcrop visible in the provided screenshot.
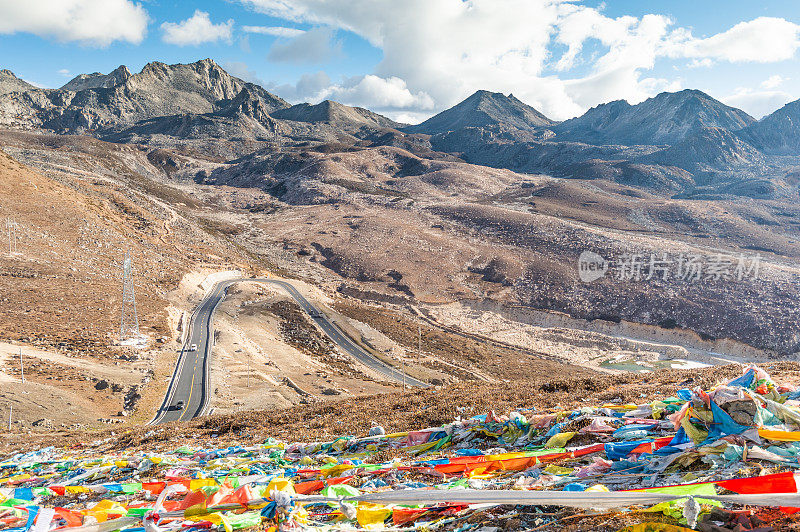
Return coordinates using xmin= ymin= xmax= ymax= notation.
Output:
xmin=0 ymin=58 xmax=289 ymax=134
xmin=104 ymin=84 xmax=283 ymax=144
xmin=553 ymin=89 xmax=755 ymax=146
xmin=406 ymin=90 xmax=555 ymax=135
xmin=60 ymin=65 xmax=131 ymax=92
xmin=0 ymin=69 xmax=35 ymax=95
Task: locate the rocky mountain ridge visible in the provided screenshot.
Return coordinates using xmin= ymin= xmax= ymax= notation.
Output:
xmin=740 ymin=99 xmax=800 ymax=155
xmin=552 ymin=89 xmax=756 ymax=146
xmin=0 ymin=69 xmax=36 ymax=95
xmin=0 ymin=59 xmax=289 ymax=134
xmin=60 ymin=65 xmax=132 ymax=92
xmin=0 ymin=59 xmax=799 ymax=199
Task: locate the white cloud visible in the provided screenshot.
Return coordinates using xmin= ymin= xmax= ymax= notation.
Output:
xmin=243 ymin=25 xmax=305 ymax=37
xmin=761 ymin=75 xmax=786 ymax=90
xmin=58 ymin=69 xmax=70 ymax=76
xmin=0 ymin=0 xmax=149 ymax=46
xmin=267 ymin=27 xmax=341 ymax=63
xmin=665 ymin=17 xmax=800 ymax=63
xmin=270 ymin=72 xmax=434 ymax=120
xmin=319 ymin=75 xmax=435 ymax=111
xmin=161 ymin=10 xmax=233 ymax=46
xmin=723 ymin=87 xmax=794 ymax=119
xmin=686 ymin=58 xmax=714 ymax=69
xmin=240 ymin=1 xmax=800 ymax=121
xmin=268 ymin=71 xmax=332 ymax=101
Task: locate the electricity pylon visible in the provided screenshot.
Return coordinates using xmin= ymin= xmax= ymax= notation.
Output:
xmin=119 ymin=251 xmax=140 ymax=342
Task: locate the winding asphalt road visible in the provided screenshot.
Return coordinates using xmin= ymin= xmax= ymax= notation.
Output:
xmin=151 ymin=278 xmax=428 ymax=424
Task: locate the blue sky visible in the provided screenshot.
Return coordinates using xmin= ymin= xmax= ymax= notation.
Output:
xmin=0 ymin=0 xmax=799 ymax=123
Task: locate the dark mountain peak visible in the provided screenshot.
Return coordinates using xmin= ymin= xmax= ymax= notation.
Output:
xmin=271 ymin=99 xmax=400 ymax=129
xmin=601 ymin=99 xmax=632 ymax=109
xmin=315 ymin=99 xmax=339 ymax=113
xmin=463 ymin=90 xmax=524 ymax=109
xmin=110 ymin=65 xmax=132 ymax=80
xmin=468 ymin=89 xmax=502 ymax=101
xmin=406 ymin=89 xmax=555 ymax=135
xmin=141 ymin=60 xmax=167 ymax=73
xmin=739 ymin=97 xmax=800 ymax=155
xmin=555 ymin=89 xmax=755 ymax=146
xmin=654 ymin=89 xmax=740 ymax=116
xmin=657 ymin=88 xmax=708 ymax=99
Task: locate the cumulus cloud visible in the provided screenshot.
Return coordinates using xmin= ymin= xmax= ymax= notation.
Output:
xmin=269 ymin=72 xmax=433 ymax=120
xmin=268 ymin=71 xmax=333 ymax=101
xmin=161 ymin=10 xmax=233 ymax=46
xmin=0 ymin=0 xmax=149 ymax=46
xmin=240 ymin=0 xmax=800 ymax=120
xmin=267 ymin=27 xmax=341 ymax=63
xmin=58 ymin=69 xmax=70 ymax=76
xmin=665 ymin=17 xmax=800 ymax=63
xmin=318 ymin=75 xmax=434 ymax=113
xmin=243 ymin=25 xmax=305 ymax=37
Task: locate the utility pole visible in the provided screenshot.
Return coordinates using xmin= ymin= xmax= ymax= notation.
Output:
xmin=19 ymin=348 xmax=23 ymax=384
xmin=7 ymin=404 xmax=11 ymax=431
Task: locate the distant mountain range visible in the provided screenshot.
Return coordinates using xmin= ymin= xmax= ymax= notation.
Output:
xmin=553 ymin=89 xmax=755 ymax=146
xmin=0 ymin=58 xmax=799 ymax=199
